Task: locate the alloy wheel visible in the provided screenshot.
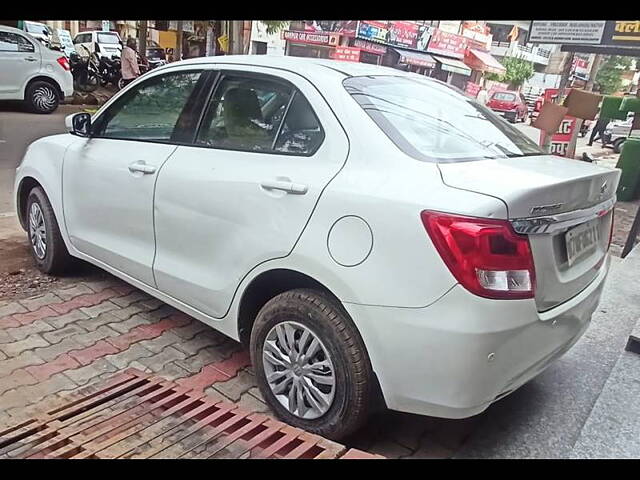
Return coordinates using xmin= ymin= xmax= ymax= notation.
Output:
xmin=29 ymin=202 xmax=47 ymax=259
xmin=32 ymin=85 xmax=57 ymax=112
xmin=262 ymin=321 xmax=336 ymax=420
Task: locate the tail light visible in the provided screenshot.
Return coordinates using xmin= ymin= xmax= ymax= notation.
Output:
xmin=56 ymin=56 xmax=70 ymax=71
xmin=421 ymin=211 xmax=536 ymax=300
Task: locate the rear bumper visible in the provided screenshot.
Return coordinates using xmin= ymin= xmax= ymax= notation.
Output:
xmin=344 ymin=255 xmax=610 ymax=418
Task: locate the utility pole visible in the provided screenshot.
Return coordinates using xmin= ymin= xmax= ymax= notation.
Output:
xmin=541 ymin=50 xmax=575 ymax=153
xmin=585 ymin=54 xmax=603 ymax=92
xmin=138 ymin=20 xmax=147 ymax=61
xmin=175 ymin=20 xmax=183 ymax=61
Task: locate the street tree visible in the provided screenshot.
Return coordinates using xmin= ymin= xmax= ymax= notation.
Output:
xmin=595 ymin=55 xmax=634 ymax=94
xmin=260 ymin=21 xmax=290 ymax=34
xmin=500 ymin=57 xmax=535 ymax=90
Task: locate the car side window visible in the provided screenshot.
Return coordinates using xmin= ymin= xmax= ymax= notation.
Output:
xmin=274 ymin=92 xmax=324 ymax=155
xmin=93 ymin=71 xmax=203 ymax=142
xmin=196 ymin=74 xmax=293 ymax=152
xmin=0 ymin=32 xmax=35 ymax=52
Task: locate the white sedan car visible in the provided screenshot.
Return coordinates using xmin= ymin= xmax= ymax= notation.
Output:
xmin=0 ymin=25 xmax=73 ymax=113
xmin=14 ymin=55 xmax=620 ymax=440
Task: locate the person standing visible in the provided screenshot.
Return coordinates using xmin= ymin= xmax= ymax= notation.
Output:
xmin=588 ymin=114 xmax=610 ymax=146
xmin=120 ymin=37 xmax=140 ymax=88
xmin=477 ymin=87 xmax=489 ymax=105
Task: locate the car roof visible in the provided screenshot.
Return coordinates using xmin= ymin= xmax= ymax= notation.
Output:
xmin=173 ymin=54 xmax=412 ymax=79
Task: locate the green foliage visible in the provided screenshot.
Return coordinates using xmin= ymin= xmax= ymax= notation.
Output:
xmin=483 ymin=57 xmax=534 ymax=89
xmin=260 ymin=21 xmax=290 ymax=35
xmin=500 ymin=56 xmax=535 ymax=88
xmin=596 ymin=55 xmax=634 ymax=95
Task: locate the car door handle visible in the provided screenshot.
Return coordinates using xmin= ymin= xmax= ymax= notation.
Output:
xmin=128 ymin=161 xmax=156 ymax=175
xmin=260 ymin=180 xmax=308 ymax=195
xmin=24 ymin=56 xmax=38 ymax=62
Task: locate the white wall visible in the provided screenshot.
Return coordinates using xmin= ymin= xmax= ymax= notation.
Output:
xmin=250 ymin=21 xmax=287 ymax=56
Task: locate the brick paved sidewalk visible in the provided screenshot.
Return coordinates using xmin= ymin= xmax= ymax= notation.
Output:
xmin=0 ymin=275 xmax=476 ymax=458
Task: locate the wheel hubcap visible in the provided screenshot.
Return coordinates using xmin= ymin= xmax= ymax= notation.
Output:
xmin=29 ymin=203 xmax=47 ymax=259
xmin=33 ymin=86 xmax=56 ymax=111
xmin=262 ymin=321 xmax=336 ymax=420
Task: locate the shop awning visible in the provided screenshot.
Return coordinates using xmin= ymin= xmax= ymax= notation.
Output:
xmin=393 ymin=48 xmax=436 ymax=68
xmin=465 ymin=49 xmax=506 ymax=75
xmin=432 ymin=55 xmax=472 ymax=76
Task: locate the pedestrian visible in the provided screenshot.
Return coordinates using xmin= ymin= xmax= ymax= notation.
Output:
xmin=477 ymin=87 xmax=489 ymax=105
xmin=588 ymin=114 xmax=610 ymax=146
xmin=120 ymin=37 xmax=140 ymax=88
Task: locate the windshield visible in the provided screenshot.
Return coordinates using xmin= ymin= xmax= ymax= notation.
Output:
xmin=343 ymin=75 xmax=544 ymax=163
xmin=25 ymin=21 xmax=49 ymax=35
xmin=492 ymin=92 xmax=516 ymax=101
xmin=97 ymin=33 xmax=120 ymax=44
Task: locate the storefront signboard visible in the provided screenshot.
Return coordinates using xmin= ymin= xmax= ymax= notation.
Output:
xmin=437 ymin=21 xmax=461 ymax=35
xmin=352 ymin=38 xmax=386 ymax=54
xmin=465 ymin=81 xmax=481 ymax=97
xmin=356 ymin=21 xmax=389 ymax=44
xmin=330 ymin=46 xmax=361 ymax=62
xmin=302 ymin=21 xmax=358 ymax=37
xmin=387 ymin=21 xmax=419 ymax=49
xmin=283 ymin=30 xmax=339 ymax=46
xmin=572 ymin=57 xmax=590 ymax=80
xmin=528 ymin=21 xmax=606 ymax=44
xmin=427 ymin=29 xmax=467 ymax=59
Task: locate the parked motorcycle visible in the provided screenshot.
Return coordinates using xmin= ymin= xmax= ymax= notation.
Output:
xmin=68 ymin=49 xmax=99 ymax=93
xmin=93 ymin=52 xmax=122 ymax=88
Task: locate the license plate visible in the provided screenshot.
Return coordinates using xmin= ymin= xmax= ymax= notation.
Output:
xmin=565 ymin=219 xmax=599 ymax=267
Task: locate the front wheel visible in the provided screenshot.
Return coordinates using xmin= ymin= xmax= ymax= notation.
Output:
xmin=250 ymin=289 xmax=373 ymax=440
xmin=613 ymin=138 xmax=625 ymax=154
xmin=26 ymin=187 xmax=75 ymax=274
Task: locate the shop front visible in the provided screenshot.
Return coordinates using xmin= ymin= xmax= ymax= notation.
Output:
xmin=283 ymin=30 xmax=340 ymax=58
xmin=386 ymin=47 xmax=436 ymax=74
xmin=426 ymin=28 xmax=471 ymax=88
xmin=350 ymin=38 xmax=387 ymax=65
xmin=464 ymin=47 xmax=506 ymax=84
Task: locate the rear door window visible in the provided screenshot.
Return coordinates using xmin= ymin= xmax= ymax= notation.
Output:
xmin=492 ymin=92 xmax=516 ymax=102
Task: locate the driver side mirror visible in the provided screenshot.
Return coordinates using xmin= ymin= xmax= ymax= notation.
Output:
xmin=65 ymin=112 xmax=92 ymax=137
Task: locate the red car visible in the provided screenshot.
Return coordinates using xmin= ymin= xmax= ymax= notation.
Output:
xmin=486 ymin=89 xmax=529 ymax=123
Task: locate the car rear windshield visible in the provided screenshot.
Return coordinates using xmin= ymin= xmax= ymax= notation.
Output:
xmin=343 ymin=75 xmax=544 ymax=163
xmin=492 ymin=92 xmax=516 ymax=101
xmin=97 ymin=33 xmax=120 ymax=44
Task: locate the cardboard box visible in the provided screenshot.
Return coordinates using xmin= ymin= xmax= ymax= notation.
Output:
xmin=532 ymin=102 xmax=569 ymax=134
xmin=563 ymin=89 xmax=602 ymax=120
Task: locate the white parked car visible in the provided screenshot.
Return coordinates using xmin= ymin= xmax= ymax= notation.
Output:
xmin=14 ymin=56 xmax=620 ymax=440
xmin=73 ymin=30 xmax=122 ymax=60
xmin=0 ymin=25 xmax=73 ymax=113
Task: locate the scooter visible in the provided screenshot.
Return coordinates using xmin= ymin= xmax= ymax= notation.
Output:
xmin=68 ymin=50 xmax=99 ymax=93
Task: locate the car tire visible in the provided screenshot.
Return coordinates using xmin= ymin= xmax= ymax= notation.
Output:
xmin=613 ymin=138 xmax=625 ymax=154
xmin=26 ymin=80 xmax=59 ymax=114
xmin=250 ymin=288 xmax=373 ymax=441
xmin=26 ymin=186 xmax=75 ymax=275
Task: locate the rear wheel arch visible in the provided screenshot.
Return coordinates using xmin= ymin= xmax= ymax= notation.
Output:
xmin=17 ymin=176 xmax=43 ymax=230
xmin=24 ymin=75 xmax=63 ymax=100
xmin=237 ymin=268 xmax=341 ymax=347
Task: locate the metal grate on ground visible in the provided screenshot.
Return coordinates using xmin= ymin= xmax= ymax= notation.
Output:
xmin=0 ymin=368 xmax=383 ymax=459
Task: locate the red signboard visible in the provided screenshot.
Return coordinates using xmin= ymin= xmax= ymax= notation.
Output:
xmin=427 ymin=28 xmax=467 ymax=59
xmin=465 ymin=81 xmax=481 ymax=97
xmin=539 ymin=88 xmax=577 ymax=158
xmin=282 ymin=30 xmax=339 ymax=46
xmin=330 ymin=46 xmax=361 ymax=62
xmin=387 ymin=21 xmax=419 ymax=49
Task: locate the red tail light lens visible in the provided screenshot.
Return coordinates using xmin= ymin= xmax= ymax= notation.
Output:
xmin=421 ymin=211 xmax=536 ymax=300
xmin=57 ymin=56 xmax=70 ymax=71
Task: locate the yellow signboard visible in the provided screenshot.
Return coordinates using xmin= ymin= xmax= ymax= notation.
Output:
xmin=217 ymin=34 xmax=229 ymax=52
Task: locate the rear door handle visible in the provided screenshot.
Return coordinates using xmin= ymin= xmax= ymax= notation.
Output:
xmin=128 ymin=161 xmax=156 ymax=175
xmin=260 ymin=180 xmax=308 ymax=195
xmin=24 ymin=56 xmax=38 ymax=62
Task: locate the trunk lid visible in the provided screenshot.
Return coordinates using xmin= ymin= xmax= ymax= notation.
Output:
xmin=438 ymin=155 xmax=621 ymax=311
